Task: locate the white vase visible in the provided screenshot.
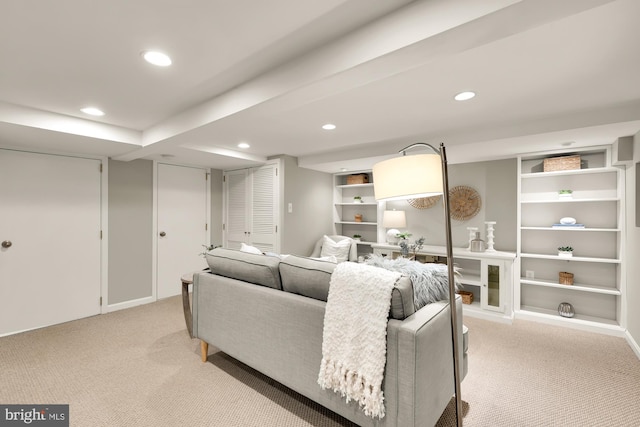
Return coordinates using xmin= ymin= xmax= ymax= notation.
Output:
xmin=558 ymin=251 xmax=573 ymax=257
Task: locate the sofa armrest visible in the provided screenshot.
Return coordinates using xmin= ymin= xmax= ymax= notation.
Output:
xmin=387 ymin=297 xmax=464 ymax=427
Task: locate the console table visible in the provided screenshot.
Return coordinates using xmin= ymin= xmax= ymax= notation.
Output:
xmin=370 ymin=243 xmax=517 ymax=322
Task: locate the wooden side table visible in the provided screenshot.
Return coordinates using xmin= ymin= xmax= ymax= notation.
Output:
xmin=181 ymin=272 xmax=194 ymax=338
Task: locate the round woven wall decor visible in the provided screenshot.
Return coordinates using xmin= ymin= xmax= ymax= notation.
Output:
xmin=448 ymin=185 xmax=481 ymax=221
xmin=407 ymin=195 xmax=440 ymax=209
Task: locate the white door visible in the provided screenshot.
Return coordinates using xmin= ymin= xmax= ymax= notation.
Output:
xmin=250 ymin=163 xmax=279 ymax=253
xmin=157 ymin=164 xmax=208 ymax=299
xmin=0 ymin=150 xmax=102 ymax=336
xmin=224 ymin=169 xmax=249 ymax=250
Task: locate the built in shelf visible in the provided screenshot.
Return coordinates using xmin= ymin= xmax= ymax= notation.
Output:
xmin=520 ymin=227 xmax=620 ymax=232
xmin=336 ymin=183 xmax=374 ymax=189
xmin=517 ymin=306 xmax=622 ymax=332
xmin=520 ymin=167 xmax=618 ymax=179
xmin=520 ymin=278 xmax=621 ymax=295
xmin=520 ymin=198 xmax=619 ymax=204
xmin=335 ymin=202 xmax=378 ymax=206
xmin=335 ymin=221 xmax=377 ymax=226
xmin=520 ymin=253 xmax=620 ymax=263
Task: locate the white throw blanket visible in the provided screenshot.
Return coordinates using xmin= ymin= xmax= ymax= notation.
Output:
xmin=318 ymin=262 xmax=401 ymax=419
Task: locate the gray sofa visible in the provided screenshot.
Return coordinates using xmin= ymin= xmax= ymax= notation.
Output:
xmin=193 ymin=248 xmax=468 ymax=427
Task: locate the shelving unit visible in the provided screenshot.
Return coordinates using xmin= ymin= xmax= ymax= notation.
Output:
xmin=333 ymin=171 xmax=384 ymax=257
xmin=516 ymin=147 xmax=626 ymax=335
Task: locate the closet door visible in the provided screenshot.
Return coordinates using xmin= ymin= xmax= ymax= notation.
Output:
xmin=0 ymin=149 xmax=102 ymax=336
xmin=224 ymin=169 xmax=249 ymax=249
xmin=250 ymin=163 xmax=279 ymax=253
xmin=223 ymin=161 xmax=280 ymax=253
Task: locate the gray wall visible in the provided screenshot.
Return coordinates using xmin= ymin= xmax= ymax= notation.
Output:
xmin=278 ymin=155 xmax=334 ymax=255
xmin=626 ymin=131 xmax=640 ymax=351
xmin=385 ymin=158 xmax=517 ymax=251
xmin=108 ymin=159 xmax=153 ymax=304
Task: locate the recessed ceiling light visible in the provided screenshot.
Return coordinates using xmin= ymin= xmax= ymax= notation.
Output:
xmin=238 ymin=142 xmax=250 ymax=149
xmin=81 ymin=107 xmax=105 ymax=116
xmin=141 ymin=50 xmax=172 ymax=67
xmin=322 ymin=123 xmax=336 ymax=130
xmin=454 ymin=91 xmax=476 ymax=101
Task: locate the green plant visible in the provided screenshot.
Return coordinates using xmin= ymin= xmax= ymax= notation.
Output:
xmin=559 ymin=189 xmax=573 ymax=194
xmin=353 ymin=196 xmax=362 ymax=201
xmin=199 ymin=244 xmax=220 ymax=257
xmin=558 ymin=246 xmax=573 ymax=252
xmin=396 ymin=231 xmax=412 ymax=240
xmin=353 ymin=234 xmax=362 ymax=239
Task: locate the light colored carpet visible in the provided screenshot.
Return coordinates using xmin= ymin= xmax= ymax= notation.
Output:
xmin=1 ymin=296 xmax=639 ymax=426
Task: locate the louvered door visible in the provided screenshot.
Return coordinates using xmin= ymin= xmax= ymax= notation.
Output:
xmin=223 ymin=160 xmax=280 ymax=253
xmin=249 ymin=163 xmax=279 ymax=253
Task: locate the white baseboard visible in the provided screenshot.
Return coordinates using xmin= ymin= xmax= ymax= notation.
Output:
xmin=106 ymin=296 xmax=155 ymax=313
xmin=625 ymin=330 xmax=640 ymax=360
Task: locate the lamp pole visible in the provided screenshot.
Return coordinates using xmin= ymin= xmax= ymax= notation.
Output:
xmin=399 ymin=142 xmax=462 ymax=426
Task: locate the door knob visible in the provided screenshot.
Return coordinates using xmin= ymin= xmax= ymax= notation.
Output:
xmin=2 ymin=240 xmax=12 ymax=248
xmin=159 ymin=232 xmax=166 ymax=237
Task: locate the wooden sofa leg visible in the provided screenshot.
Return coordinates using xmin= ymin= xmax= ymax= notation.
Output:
xmin=201 ymin=340 xmax=209 ymax=362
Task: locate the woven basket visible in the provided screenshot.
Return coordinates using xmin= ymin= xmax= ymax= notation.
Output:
xmin=559 ymin=272 xmax=574 ymax=285
xmin=457 ymin=290 xmax=474 ymax=305
xmin=346 ymin=174 xmax=369 ymax=185
xmin=543 ymin=155 xmax=581 ymax=172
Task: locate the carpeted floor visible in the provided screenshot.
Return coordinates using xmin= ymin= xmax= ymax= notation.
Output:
xmin=1 ymin=296 xmax=639 ymax=426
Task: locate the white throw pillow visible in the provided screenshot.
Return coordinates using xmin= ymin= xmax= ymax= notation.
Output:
xmin=240 ymin=243 xmax=263 ymax=255
xmin=320 ymin=235 xmax=351 ymax=263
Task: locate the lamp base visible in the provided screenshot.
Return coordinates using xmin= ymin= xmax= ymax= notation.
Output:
xmin=386 ymin=229 xmax=400 ymax=244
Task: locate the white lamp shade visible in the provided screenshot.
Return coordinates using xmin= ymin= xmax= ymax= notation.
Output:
xmin=382 ymin=210 xmax=406 ymax=228
xmin=373 ymin=154 xmax=443 ymax=201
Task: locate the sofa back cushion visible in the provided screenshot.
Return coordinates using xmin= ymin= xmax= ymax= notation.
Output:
xmin=205 ymin=247 xmax=282 ymax=290
xmin=279 ymin=255 xmax=416 ymax=320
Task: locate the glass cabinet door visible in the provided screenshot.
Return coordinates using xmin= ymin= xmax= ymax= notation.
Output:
xmin=482 ymin=260 xmax=503 ymax=312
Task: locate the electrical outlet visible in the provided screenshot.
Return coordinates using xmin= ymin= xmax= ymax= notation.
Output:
xmin=288 ymin=203 xmax=293 ymax=213
xmin=525 ymin=270 xmax=535 ymax=279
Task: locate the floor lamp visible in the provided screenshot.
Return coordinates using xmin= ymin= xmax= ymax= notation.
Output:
xmin=372 ymin=143 xmax=462 ymax=427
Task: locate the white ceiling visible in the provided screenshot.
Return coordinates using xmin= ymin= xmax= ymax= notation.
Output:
xmin=1 ymin=0 xmax=639 ymax=172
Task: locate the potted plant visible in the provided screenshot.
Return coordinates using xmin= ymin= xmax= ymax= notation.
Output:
xmin=558 ymin=189 xmax=573 ymax=200
xmin=558 ymin=246 xmax=573 ymax=257
xmin=353 ymin=196 xmax=363 ymax=203
xmin=352 ymin=234 xmax=362 ymax=241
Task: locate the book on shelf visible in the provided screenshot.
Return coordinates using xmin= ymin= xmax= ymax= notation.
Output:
xmin=552 ymin=223 xmax=585 ymax=228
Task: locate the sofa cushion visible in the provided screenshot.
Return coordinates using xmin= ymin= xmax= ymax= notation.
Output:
xmin=205 ymin=247 xmax=282 ymax=290
xmin=279 ymin=255 xmax=416 ymax=320
xmin=279 ymin=255 xmax=336 ymax=301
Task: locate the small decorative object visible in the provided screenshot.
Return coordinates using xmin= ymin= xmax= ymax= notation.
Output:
xmin=399 ymin=236 xmax=425 ymax=259
xmin=559 ymin=271 xmax=574 ymax=285
xmin=354 ymin=214 xmax=363 ymax=222
xmin=552 ymin=218 xmax=584 ymax=229
xmin=396 ymin=232 xmax=412 ymax=241
xmin=560 ymin=217 xmax=576 ymax=225
xmin=558 ymin=302 xmax=575 ymax=318
xmin=346 ymin=173 xmax=369 ymax=185
xmin=407 ymin=195 xmax=440 ymax=209
xmin=485 ymin=221 xmax=496 ymax=252
xmin=543 ymin=155 xmax=581 ymax=172
xmin=470 ymin=232 xmax=485 ymax=252
xmin=449 ymin=186 xmax=481 ymax=221
xmin=353 ymin=234 xmax=362 ymax=241
xmin=353 ymin=196 xmax=363 ymax=203
xmin=558 ymin=246 xmax=573 ymax=257
xmin=457 ymin=290 xmax=474 ymax=305
xmin=466 ymin=227 xmax=478 ymax=250
xmin=558 ymin=189 xmax=573 ymax=200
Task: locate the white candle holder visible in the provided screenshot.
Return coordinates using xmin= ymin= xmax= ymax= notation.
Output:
xmin=466 ymin=227 xmax=478 ymax=250
xmin=485 ymin=221 xmax=496 ymax=252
